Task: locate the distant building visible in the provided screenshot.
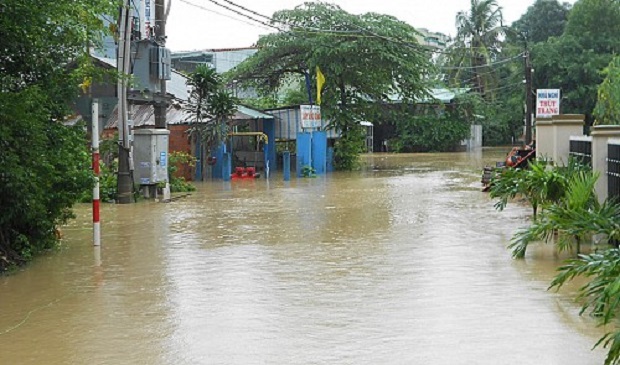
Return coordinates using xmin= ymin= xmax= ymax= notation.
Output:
xmin=171 ymin=47 xmax=258 ymax=74
xmin=171 ymin=47 xmax=259 ymax=98
xmin=415 ymin=28 xmax=450 ymax=51
xmin=373 ymin=88 xmax=481 ymax=152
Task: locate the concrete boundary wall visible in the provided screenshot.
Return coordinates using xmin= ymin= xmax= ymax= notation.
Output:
xmin=536 ymin=114 xmax=585 ymax=164
xmin=591 ymin=126 xmax=620 ymax=203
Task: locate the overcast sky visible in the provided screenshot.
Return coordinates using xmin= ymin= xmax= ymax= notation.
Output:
xmin=166 ymin=0 xmax=576 ymax=51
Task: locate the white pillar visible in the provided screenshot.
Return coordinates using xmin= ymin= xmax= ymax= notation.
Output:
xmin=551 ymin=114 xmax=585 ymax=166
xmin=591 ymin=125 xmax=620 ymax=204
xmin=535 ymin=117 xmax=553 ymax=161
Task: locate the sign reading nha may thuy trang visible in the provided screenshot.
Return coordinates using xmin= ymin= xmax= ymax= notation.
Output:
xmin=536 ymin=89 xmax=561 ymax=118
xmin=300 ymin=105 xmax=322 ymax=129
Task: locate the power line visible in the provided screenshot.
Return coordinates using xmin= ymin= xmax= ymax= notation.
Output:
xmin=217 ymin=0 xmax=379 ymax=35
xmin=446 ymin=67 xmax=524 ymax=86
xmin=343 ymin=17 xmax=428 ymax=55
xmin=429 ymin=47 xmax=523 ymax=59
xmin=177 ymin=1 xmax=394 ymax=39
xmin=202 ymin=0 xmax=283 ymax=30
xmin=218 ymin=0 xmax=273 ymax=21
xmin=131 ymin=0 xmax=141 ymax=22
xmin=483 ymin=81 xmax=524 ymax=94
xmin=182 ymin=0 xmax=425 ymax=46
xmin=178 ymin=0 xmax=275 ymax=31
xmin=441 ymin=75 xmax=523 ymax=97
xmin=438 ymin=53 xmax=524 ymax=70
xmin=192 ymin=0 xmax=526 ymax=70
xmin=184 ymin=0 xmax=523 ymax=82
xmin=192 ymin=0 xmax=519 ymax=65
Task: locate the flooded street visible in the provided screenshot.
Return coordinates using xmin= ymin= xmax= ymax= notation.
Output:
xmin=0 ymin=150 xmax=607 ymax=364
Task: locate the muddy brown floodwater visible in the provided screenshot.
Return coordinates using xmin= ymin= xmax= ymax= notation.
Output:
xmin=0 ymin=149 xmax=607 ymax=364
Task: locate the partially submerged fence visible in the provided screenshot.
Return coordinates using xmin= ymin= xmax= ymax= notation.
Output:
xmin=538 ymin=118 xmax=620 ymax=204
xmin=569 ymin=136 xmax=592 ymax=167
xmin=608 ymin=139 xmax=620 ymax=201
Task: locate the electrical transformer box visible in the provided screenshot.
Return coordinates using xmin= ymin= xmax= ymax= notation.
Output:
xmin=132 ymin=41 xmax=171 ymax=94
xmin=133 ymin=129 xmax=169 ymax=185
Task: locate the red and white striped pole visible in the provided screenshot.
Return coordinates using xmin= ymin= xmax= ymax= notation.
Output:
xmin=92 ymin=99 xmax=101 ymax=246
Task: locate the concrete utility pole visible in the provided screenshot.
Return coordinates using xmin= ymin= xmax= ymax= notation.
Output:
xmin=117 ymin=0 xmax=134 ymax=204
xmin=154 ymin=0 xmax=167 ymax=129
xmin=524 ymin=51 xmax=534 ymax=146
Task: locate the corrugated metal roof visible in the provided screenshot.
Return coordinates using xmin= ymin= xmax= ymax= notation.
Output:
xmin=92 ymin=55 xmax=117 ymax=68
xmin=105 ymin=104 xmax=273 ymax=129
xmin=387 ymin=88 xmax=470 ymax=104
xmin=168 ymin=70 xmax=190 ymax=101
xmin=423 ymin=88 xmax=470 ymax=103
xmin=236 ymin=105 xmax=274 ymax=120
xmin=171 ymin=47 xmax=258 ymax=57
xmin=64 ymin=114 xmax=84 ymax=126
xmin=105 ymin=104 xmax=186 ymax=129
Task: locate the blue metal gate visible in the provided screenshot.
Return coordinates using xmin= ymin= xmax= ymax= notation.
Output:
xmin=311 ymin=131 xmax=327 ymax=175
xmin=296 ymin=132 xmax=312 ymax=177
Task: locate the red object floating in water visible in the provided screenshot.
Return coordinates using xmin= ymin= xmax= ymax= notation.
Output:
xmin=231 ymin=167 xmax=260 ymax=180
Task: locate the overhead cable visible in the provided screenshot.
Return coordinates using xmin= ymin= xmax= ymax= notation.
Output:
xmin=438 ymin=53 xmax=524 ymax=70
xmin=178 ymin=0 xmax=274 ymax=31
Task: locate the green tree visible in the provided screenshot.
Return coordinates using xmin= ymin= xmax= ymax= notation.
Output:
xmin=512 ymin=0 xmax=571 ymax=44
xmin=186 ymin=65 xmax=237 ymax=153
xmin=228 ymin=2 xmax=431 ymax=170
xmin=390 ymin=93 xmax=481 ymax=152
xmin=0 ymin=0 xmax=116 ymax=272
xmin=167 ymin=151 xmax=197 ymax=193
xmin=0 ymin=89 xmax=94 ymax=270
xmin=241 ymin=96 xmax=279 ymax=111
xmin=449 ymin=0 xmax=506 ymax=99
xmin=594 ymin=55 xmax=620 ymax=125
xmin=185 ymin=65 xmax=238 ymax=180
xmin=0 ymin=0 xmax=117 ymax=93
xmin=281 ymin=88 xmax=309 ymax=107
xmin=531 ymin=0 xmax=620 ymax=123
xmin=564 ymin=0 xmax=620 ymax=49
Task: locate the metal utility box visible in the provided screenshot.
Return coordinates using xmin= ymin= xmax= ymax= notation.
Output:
xmin=133 ymin=129 xmax=170 ymax=185
xmin=132 ymin=40 xmax=171 ymax=93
